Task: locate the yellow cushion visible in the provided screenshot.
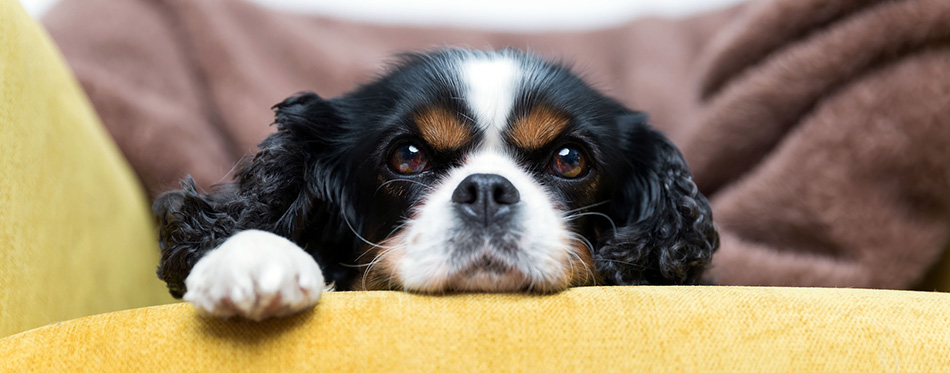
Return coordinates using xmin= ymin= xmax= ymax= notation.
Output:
xmin=2 ymin=286 xmax=949 ymax=371
xmin=0 ymin=1 xmax=171 ymax=337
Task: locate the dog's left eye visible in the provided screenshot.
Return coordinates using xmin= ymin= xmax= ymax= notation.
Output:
xmin=389 ymin=143 xmax=430 ymax=175
xmin=550 ymin=146 xmax=589 ymax=179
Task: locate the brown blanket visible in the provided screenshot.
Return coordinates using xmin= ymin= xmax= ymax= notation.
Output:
xmin=44 ymin=0 xmax=950 ymax=289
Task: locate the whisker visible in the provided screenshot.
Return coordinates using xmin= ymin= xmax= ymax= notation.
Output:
xmin=351 ymin=221 xmax=410 ymax=264
xmin=216 ymin=154 xmax=251 ymax=184
xmin=562 ymin=200 xmax=610 ymax=215
xmin=457 ymin=111 xmax=476 ymax=123
xmin=362 ymin=246 xmax=399 ymax=290
xmin=341 ymin=209 xmax=401 ymax=251
xmin=387 ymin=268 xmax=397 ymax=291
xmin=339 ymin=262 xmax=376 ymax=269
xmin=374 ymin=178 xmax=434 ymax=196
xmin=563 ymin=212 xmax=618 ymax=233
xmin=567 ymin=233 xmax=598 ymax=283
xmin=566 ymin=249 xmax=595 ymax=285
xmin=564 ymin=249 xmax=577 ymax=275
xmin=599 ymin=259 xmax=650 ymax=270
xmin=567 ymin=232 xmax=595 ymax=255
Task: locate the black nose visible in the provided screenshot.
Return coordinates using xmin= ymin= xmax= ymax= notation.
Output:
xmin=451 ymin=173 xmax=520 ymax=225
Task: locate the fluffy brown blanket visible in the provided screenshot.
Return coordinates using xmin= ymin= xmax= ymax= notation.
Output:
xmin=44 ymin=0 xmax=950 ymax=289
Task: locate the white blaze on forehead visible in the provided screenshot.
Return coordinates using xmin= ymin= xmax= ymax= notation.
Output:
xmin=459 ymin=56 xmax=522 ymax=151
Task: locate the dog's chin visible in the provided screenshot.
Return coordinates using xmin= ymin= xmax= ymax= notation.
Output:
xmin=445 ymin=267 xmax=531 ymax=293
xmin=442 ymin=255 xmax=535 ymax=293
xmin=395 ymin=247 xmax=573 ymax=295
xmin=405 ymin=268 xmax=568 ymax=294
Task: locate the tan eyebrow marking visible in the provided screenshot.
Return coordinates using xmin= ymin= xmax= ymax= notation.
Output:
xmin=508 ymin=106 xmax=572 ymax=150
xmin=414 ymin=106 xmax=473 ymax=151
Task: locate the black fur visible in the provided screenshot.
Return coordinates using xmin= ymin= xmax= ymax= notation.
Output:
xmin=154 ymin=49 xmax=718 ymax=298
xmin=155 ymin=93 xmax=358 ymax=297
xmin=594 ymin=114 xmax=719 ymax=285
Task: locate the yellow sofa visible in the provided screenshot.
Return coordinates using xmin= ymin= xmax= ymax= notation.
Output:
xmin=3 ymin=1 xmax=950 ymax=370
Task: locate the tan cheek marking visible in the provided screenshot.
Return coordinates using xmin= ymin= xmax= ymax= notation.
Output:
xmin=569 ymin=240 xmax=602 ymax=286
xmin=415 ymin=107 xmax=472 ymax=151
xmin=351 ymin=232 xmax=407 ymax=291
xmin=509 ymin=106 xmax=571 ymax=150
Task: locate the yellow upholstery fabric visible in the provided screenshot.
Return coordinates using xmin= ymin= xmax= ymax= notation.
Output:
xmin=0 ymin=1 xmax=171 ymax=337
xmin=2 ymin=286 xmax=950 ymax=371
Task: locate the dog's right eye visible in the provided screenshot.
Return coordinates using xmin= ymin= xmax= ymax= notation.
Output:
xmin=389 ymin=143 xmax=430 ymax=175
xmin=550 ymin=146 xmax=589 ymax=179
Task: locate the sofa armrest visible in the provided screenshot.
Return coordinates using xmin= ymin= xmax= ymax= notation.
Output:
xmin=2 ymin=287 xmax=948 ymax=370
xmin=0 ymin=1 xmax=171 ymax=338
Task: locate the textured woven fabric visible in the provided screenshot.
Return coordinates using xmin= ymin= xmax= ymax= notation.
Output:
xmin=0 ymin=1 xmax=171 ymax=338
xmin=2 ymin=286 xmax=949 ymax=371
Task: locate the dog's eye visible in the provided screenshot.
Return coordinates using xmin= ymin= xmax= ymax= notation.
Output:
xmin=550 ymin=147 xmax=588 ymax=179
xmin=389 ymin=143 xmax=429 ymax=175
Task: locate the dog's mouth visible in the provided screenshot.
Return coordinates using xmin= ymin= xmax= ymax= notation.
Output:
xmin=444 ymin=254 xmax=531 ymax=293
xmin=438 ymin=250 xmax=565 ymax=294
xmin=460 ymin=255 xmax=513 ymax=275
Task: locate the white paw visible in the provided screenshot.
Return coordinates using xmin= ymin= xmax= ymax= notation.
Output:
xmin=183 ymin=229 xmax=325 ymax=321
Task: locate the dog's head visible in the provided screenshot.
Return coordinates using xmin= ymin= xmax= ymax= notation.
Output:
xmin=236 ymin=49 xmax=717 ymax=293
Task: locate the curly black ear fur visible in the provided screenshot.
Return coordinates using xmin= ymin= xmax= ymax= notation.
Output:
xmin=594 ymin=113 xmax=719 ymax=285
xmin=154 ymin=92 xmax=355 ymax=298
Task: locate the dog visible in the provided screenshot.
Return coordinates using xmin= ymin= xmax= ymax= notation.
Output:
xmin=154 ymin=48 xmax=719 ymax=320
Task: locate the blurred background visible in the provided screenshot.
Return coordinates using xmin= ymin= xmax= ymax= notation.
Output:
xmin=16 ymin=0 xmax=950 ymax=294
xmin=23 ymin=0 xmax=746 ymax=28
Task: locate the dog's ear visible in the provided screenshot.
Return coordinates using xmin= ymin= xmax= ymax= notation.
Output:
xmin=155 ymin=92 xmax=354 ymax=297
xmin=594 ymin=113 xmax=719 ymax=285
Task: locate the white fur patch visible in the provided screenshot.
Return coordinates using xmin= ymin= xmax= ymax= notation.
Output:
xmin=460 ymin=56 xmax=521 ymax=152
xmin=183 ymin=230 xmax=325 ymax=321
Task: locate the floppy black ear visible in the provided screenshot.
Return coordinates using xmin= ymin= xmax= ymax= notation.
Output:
xmin=154 ymin=92 xmax=354 ymax=298
xmin=594 ymin=113 xmax=719 ymax=285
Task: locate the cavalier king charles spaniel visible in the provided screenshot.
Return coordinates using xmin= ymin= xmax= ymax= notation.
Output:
xmin=155 ymin=48 xmax=719 ymax=320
